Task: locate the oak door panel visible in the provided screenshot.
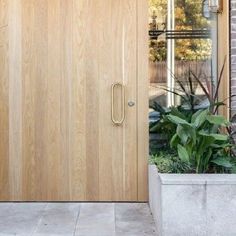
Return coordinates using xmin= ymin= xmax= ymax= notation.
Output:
xmin=2 ymin=0 xmax=148 ymax=201
xmin=0 ymin=26 xmax=9 ymax=200
xmin=0 ymin=0 xmax=8 ymax=27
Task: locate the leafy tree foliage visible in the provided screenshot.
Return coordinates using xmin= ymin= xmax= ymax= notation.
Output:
xmin=149 ymin=0 xmax=212 ymax=61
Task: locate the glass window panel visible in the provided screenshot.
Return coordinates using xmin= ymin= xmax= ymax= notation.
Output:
xmin=149 ymin=0 xmax=218 ymax=111
xmin=148 ymin=0 xmax=218 ymax=153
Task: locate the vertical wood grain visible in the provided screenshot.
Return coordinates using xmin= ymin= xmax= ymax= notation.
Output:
xmin=34 ymin=0 xmax=48 ymax=200
xmin=85 ymin=0 xmax=99 ymax=201
xmin=22 ymin=0 xmax=37 ymax=200
xmin=8 ymin=0 xmax=22 ymax=200
xmin=96 ymin=0 xmax=139 ymax=201
xmin=47 ymin=0 xmax=61 ymax=200
xmin=98 ymin=0 xmax=115 ymax=200
xmin=0 ymin=25 xmax=9 ymax=200
xmin=71 ymin=0 xmax=87 ymax=200
xmin=59 ymin=0 xmax=72 ymax=200
xmin=218 ymin=0 xmax=230 ymax=119
xmin=123 ymin=0 xmax=138 ymax=201
xmin=0 ymin=0 xmax=8 ymax=27
xmin=137 ymin=0 xmax=149 ymax=201
xmin=2 ymin=0 xmax=148 ymax=201
xmin=0 ymin=27 xmax=8 ymax=135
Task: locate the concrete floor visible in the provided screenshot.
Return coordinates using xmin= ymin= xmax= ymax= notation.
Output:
xmin=0 ymin=203 xmax=157 ymax=236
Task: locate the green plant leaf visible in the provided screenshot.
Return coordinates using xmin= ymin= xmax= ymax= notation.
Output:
xmin=197 ymin=135 xmax=215 ymax=158
xmin=191 ymin=109 xmax=205 ymax=123
xmin=170 ymin=134 xmax=179 ymax=148
xmin=170 ymin=107 xmax=187 ymax=120
xmin=207 ymin=115 xmax=229 ymax=126
xmin=167 ymin=115 xmax=190 ymax=126
xmin=176 ymin=125 xmax=189 ymax=144
xmin=211 ymin=157 xmax=232 ymax=168
xmin=210 ymin=134 xmax=228 ymax=141
xmin=177 ymin=144 xmax=189 ymax=163
xmin=198 ymin=130 xmax=209 ymax=136
xmin=203 ymin=149 xmax=213 ymax=173
xmin=192 ymin=109 xmax=209 ymax=128
xmin=149 ymin=123 xmax=159 ymax=133
xmin=198 ymin=131 xmax=228 ymax=141
xmin=211 ymin=143 xmax=232 ymax=149
xmin=189 ymin=128 xmax=197 ymax=145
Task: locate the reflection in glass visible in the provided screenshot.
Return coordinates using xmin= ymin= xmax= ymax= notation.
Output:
xmin=149 ymin=0 xmax=217 ymax=110
xmin=148 ymin=0 xmax=218 ymax=153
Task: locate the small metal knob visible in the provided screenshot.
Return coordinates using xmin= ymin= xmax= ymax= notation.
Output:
xmin=128 ymin=101 xmax=135 ymax=107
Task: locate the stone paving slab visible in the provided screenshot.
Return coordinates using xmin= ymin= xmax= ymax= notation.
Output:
xmin=0 ymin=203 xmax=157 ymax=236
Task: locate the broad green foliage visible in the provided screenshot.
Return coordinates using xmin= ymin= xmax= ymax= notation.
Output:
xmin=167 ymin=109 xmax=234 ymax=173
xmin=150 ymin=98 xmax=236 ymax=173
xmin=149 ymin=102 xmax=189 ymax=147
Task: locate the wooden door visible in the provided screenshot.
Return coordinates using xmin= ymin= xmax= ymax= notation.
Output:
xmin=0 ymin=0 xmax=148 ymax=201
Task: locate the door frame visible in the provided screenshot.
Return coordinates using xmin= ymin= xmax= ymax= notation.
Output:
xmin=218 ymin=0 xmax=230 ymax=119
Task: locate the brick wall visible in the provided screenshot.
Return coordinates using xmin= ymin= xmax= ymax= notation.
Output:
xmin=231 ymin=1 xmax=236 ymax=117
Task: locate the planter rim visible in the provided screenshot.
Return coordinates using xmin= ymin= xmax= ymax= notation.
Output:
xmin=149 ymin=164 xmax=236 ymax=185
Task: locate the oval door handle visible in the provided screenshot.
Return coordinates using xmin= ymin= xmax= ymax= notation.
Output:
xmin=111 ymin=83 xmax=125 ymax=126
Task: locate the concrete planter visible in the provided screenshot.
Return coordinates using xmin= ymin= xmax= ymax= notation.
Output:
xmin=148 ymin=165 xmax=236 ymax=236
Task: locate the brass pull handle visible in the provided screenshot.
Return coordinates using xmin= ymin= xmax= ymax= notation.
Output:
xmin=111 ymin=82 xmax=125 ymax=126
